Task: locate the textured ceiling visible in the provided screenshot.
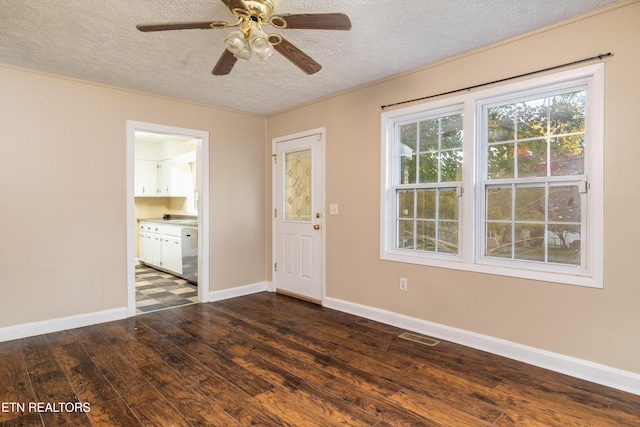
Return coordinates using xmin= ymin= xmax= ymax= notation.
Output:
xmin=0 ymin=0 xmax=621 ymax=115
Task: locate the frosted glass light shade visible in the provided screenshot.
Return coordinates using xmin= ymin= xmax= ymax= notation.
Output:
xmin=249 ymin=29 xmax=274 ymax=60
xmin=224 ymin=30 xmax=246 ymax=54
xmin=234 ymin=42 xmax=251 ymax=60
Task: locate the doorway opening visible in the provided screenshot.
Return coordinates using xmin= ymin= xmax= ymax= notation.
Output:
xmin=127 ymin=121 xmax=210 ymax=316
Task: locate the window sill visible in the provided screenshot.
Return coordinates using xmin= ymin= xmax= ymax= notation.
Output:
xmin=381 ymin=251 xmax=602 ymax=289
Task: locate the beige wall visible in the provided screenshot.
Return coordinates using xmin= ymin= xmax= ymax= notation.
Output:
xmin=135 ymin=197 xmax=189 ymax=222
xmin=0 ymin=66 xmax=266 ymax=327
xmin=267 ymin=1 xmax=640 ymax=374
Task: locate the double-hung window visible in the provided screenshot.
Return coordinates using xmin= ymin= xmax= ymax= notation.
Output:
xmin=381 ymin=64 xmax=604 ymax=287
xmin=395 ymin=109 xmax=464 ymax=256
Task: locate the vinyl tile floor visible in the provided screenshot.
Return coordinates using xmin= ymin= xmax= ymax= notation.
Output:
xmin=135 ymin=264 xmax=198 ymax=314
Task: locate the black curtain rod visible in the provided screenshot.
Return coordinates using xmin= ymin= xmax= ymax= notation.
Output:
xmin=380 ymin=52 xmax=613 ymax=110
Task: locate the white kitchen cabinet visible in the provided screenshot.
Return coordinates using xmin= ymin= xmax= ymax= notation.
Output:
xmin=156 ymin=159 xmax=171 ymax=196
xmin=140 ymin=231 xmax=160 ymax=266
xmin=170 ymin=162 xmax=190 ymax=197
xmin=138 ymin=158 xmax=189 ymax=197
xmin=139 ymin=221 xmax=162 ymax=266
xmin=138 ymin=230 xmax=148 ymax=261
xmin=161 ymin=235 xmax=183 ymax=274
xmin=134 ymin=159 xmax=158 ymax=196
xmin=138 ymin=222 xmax=150 ymax=262
xmin=138 ymin=222 xmax=182 ymax=275
xmin=151 ymin=232 xmax=162 ymax=267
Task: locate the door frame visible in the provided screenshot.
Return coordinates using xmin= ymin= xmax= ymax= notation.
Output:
xmin=126 ymin=120 xmax=210 ymax=316
xmin=271 ymin=127 xmax=326 ymax=303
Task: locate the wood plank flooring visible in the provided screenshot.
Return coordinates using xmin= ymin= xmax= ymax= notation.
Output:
xmin=1 ymin=292 xmax=639 ymax=426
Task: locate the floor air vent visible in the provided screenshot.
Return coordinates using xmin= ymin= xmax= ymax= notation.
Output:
xmin=398 ymin=332 xmax=440 ymax=347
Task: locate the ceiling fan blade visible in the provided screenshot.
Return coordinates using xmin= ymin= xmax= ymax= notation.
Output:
xmin=279 ymin=13 xmax=352 ymax=30
xmin=212 ymin=49 xmax=238 ymax=75
xmin=274 ymin=37 xmax=322 ymax=75
xmin=220 ymin=0 xmax=250 ymax=15
xmin=137 ymin=21 xmax=219 ymax=32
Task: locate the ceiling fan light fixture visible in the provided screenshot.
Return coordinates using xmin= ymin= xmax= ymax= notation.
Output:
xmin=233 ymin=42 xmax=252 ymax=60
xmin=249 ymin=28 xmax=274 ymax=60
xmin=224 ymin=29 xmax=246 ymax=54
xmin=254 ymin=43 xmax=274 ymax=60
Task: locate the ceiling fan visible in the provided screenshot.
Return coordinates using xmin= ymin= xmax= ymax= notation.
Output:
xmin=136 ymin=0 xmax=352 ymax=76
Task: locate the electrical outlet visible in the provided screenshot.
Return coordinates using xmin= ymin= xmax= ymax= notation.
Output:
xmin=399 ymin=277 xmax=408 ymax=291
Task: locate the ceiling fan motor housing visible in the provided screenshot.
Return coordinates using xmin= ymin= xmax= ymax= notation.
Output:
xmin=241 ymin=0 xmax=274 ymax=21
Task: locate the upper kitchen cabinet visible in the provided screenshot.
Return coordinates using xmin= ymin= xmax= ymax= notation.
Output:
xmin=135 ymin=132 xmax=196 ymax=198
xmin=157 ymin=159 xmax=190 ymax=197
xmin=135 ymin=159 xmax=157 ymax=196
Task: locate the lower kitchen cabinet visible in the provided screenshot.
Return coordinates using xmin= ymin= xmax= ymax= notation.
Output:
xmin=138 ymin=221 xmax=182 ymax=275
xmin=161 ymin=227 xmax=183 ymax=275
xmin=139 ymin=222 xmax=161 ymax=266
xmin=139 ymin=231 xmax=151 ymax=264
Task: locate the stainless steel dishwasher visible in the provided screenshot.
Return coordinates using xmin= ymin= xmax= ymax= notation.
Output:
xmin=180 ymin=225 xmax=198 ymax=284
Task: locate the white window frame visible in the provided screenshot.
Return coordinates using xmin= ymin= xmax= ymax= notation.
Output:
xmin=381 ymin=63 xmax=604 ymax=288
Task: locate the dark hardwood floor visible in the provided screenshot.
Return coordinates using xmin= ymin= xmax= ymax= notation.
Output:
xmin=1 ymin=292 xmax=639 ymax=426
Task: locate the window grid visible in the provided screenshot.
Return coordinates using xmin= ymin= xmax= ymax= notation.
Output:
xmin=393 ymin=112 xmax=463 ymax=256
xmin=480 ymin=89 xmax=586 ymax=270
xmin=484 ymin=182 xmax=583 ymax=266
xmin=396 ymin=187 xmax=460 ymax=254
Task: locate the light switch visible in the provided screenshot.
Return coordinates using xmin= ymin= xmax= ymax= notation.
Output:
xmin=329 ymin=204 xmax=339 ymax=215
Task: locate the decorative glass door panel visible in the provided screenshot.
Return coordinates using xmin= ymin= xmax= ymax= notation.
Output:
xmin=285 ymin=149 xmax=312 ymax=222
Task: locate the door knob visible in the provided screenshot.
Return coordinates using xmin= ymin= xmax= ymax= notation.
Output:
xmin=313 ymin=224 xmax=321 ymax=230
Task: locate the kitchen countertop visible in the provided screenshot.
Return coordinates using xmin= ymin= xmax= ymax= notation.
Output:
xmin=139 ymin=216 xmax=198 ymax=227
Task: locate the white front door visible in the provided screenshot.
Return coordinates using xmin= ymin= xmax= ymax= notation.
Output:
xmin=273 ymin=130 xmax=324 ymax=303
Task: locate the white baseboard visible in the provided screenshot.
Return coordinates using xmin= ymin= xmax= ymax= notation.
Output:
xmin=323 ymin=296 xmax=640 ymax=396
xmin=0 ymin=280 xmax=270 ymax=341
xmin=0 ymin=308 xmax=128 ymax=342
xmin=4 ymin=289 xmax=637 ymax=396
xmin=209 ymin=281 xmax=269 ymax=302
